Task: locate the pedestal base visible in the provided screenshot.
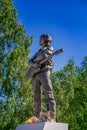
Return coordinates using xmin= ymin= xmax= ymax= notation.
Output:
xmin=16 ymin=122 xmax=68 ymax=130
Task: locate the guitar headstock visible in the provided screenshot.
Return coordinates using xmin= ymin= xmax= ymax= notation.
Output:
xmin=54 ymin=48 xmax=64 ymax=55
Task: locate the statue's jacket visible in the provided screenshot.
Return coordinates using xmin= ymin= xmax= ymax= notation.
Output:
xmin=28 ymin=45 xmax=54 ymax=73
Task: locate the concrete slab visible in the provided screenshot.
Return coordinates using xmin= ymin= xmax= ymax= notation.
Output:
xmin=16 ymin=122 xmax=68 ymax=130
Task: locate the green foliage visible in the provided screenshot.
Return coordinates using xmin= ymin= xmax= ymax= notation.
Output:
xmin=51 ymin=57 xmax=87 ymax=130
xmin=0 ymin=0 xmax=33 ymax=129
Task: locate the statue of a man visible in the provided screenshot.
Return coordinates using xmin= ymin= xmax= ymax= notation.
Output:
xmin=28 ymin=34 xmax=56 ymax=122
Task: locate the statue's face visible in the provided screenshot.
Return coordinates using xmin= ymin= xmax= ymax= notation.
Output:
xmin=39 ymin=38 xmax=45 ymax=46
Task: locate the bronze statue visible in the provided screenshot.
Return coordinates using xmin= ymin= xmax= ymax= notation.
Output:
xmin=27 ymin=34 xmax=64 ymax=122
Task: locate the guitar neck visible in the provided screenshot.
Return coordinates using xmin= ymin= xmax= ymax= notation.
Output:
xmin=40 ymin=49 xmax=64 ymax=65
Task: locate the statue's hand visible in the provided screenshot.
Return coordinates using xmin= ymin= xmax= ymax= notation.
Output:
xmin=31 ymin=62 xmax=41 ymax=68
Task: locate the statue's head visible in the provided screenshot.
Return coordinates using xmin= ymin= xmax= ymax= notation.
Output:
xmin=39 ymin=34 xmax=52 ymax=46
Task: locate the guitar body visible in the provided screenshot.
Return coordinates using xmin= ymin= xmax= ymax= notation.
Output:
xmin=27 ymin=67 xmax=40 ymax=78
xmin=27 ymin=49 xmax=64 ymax=78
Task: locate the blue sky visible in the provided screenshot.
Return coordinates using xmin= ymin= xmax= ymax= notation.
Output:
xmin=14 ymin=0 xmax=87 ymax=71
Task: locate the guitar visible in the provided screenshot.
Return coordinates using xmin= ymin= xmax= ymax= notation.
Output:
xmin=27 ymin=48 xmax=64 ymax=78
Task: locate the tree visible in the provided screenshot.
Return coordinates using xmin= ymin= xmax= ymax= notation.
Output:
xmin=51 ymin=57 xmax=87 ymax=130
xmin=0 ymin=0 xmax=33 ymax=129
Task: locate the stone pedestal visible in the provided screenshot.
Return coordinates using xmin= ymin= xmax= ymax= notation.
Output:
xmin=16 ymin=122 xmax=68 ymax=130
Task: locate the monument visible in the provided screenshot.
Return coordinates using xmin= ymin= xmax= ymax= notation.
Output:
xmin=16 ymin=34 xmax=67 ymax=129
